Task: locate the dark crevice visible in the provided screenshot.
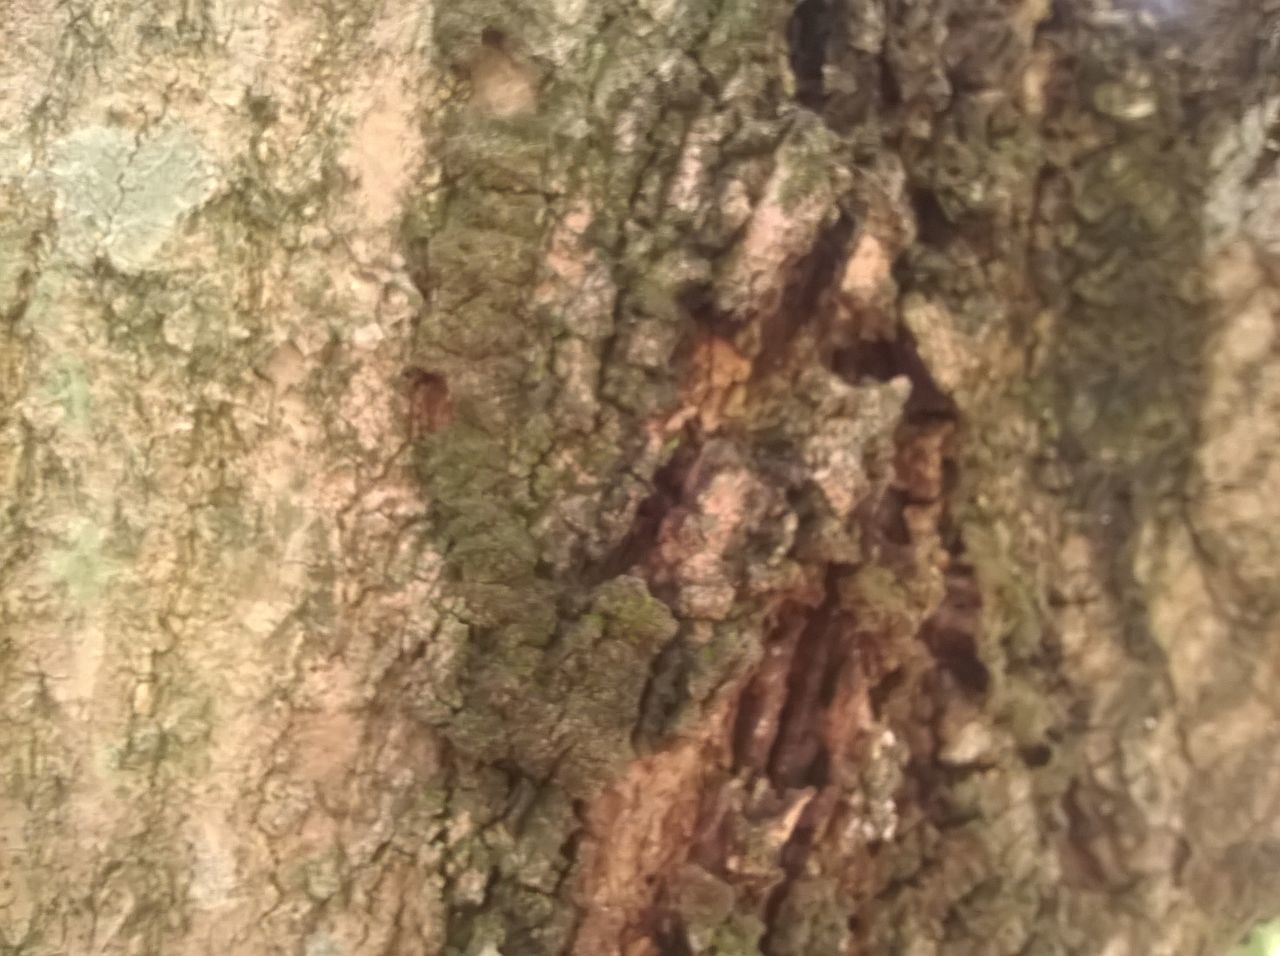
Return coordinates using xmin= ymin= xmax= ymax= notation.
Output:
xmin=832 ymin=326 xmax=955 ymax=420
xmin=833 ymin=338 xmax=900 ymax=382
xmin=759 ymin=209 xmax=857 ymax=374
xmin=878 ymin=57 xmax=902 ymax=109
xmin=585 ymin=427 xmax=699 ymax=587
xmin=654 ymin=913 xmax=696 ymax=956
xmin=404 ymin=236 xmax=433 ymax=302
xmin=675 ymin=279 xmax=736 ymax=337
xmin=921 ymin=566 xmax=989 ymax=697
xmin=869 ymin=667 xmax=906 ymax=717
xmin=1059 ymin=782 xmax=1114 ymax=890
xmin=1020 ymin=743 xmax=1053 ymax=768
xmin=932 ymin=639 xmax=990 ymax=696
xmin=761 ymin=792 xmax=829 ymax=953
xmin=766 ymin=578 xmax=844 ymax=790
xmin=731 ymin=607 xmax=807 ymax=772
xmin=787 ymin=0 xmax=830 ymax=109
xmin=634 ymin=637 xmax=692 ymax=752
xmin=732 ymin=646 xmax=778 ymax=770
xmin=872 ymin=487 xmax=913 ymax=547
xmin=910 ymin=188 xmax=957 ymax=245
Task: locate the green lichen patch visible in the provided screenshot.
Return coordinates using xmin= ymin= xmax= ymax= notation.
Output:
xmin=44 ymin=124 xmax=216 ymax=272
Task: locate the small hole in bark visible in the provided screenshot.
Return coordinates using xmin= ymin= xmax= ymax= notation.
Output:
xmin=401 ymin=367 xmax=453 ymax=437
xmin=934 ymin=643 xmax=990 ymax=695
xmin=833 ymin=339 xmax=899 ymax=382
xmin=480 ymin=26 xmax=506 ymax=47
xmin=1020 ymin=743 xmax=1053 ymax=767
xmin=805 ymin=747 xmax=831 ymax=788
xmin=910 ymin=188 xmax=956 ymax=243
xmin=245 ymin=93 xmax=278 ymax=124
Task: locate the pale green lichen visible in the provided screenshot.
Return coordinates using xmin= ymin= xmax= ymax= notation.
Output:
xmin=45 ymin=359 xmax=92 ymax=428
xmin=46 ymin=519 xmax=114 ymax=604
xmin=705 ymin=915 xmax=767 ymax=955
xmin=1234 ymin=920 xmax=1280 ymax=956
xmin=44 ymin=124 xmax=215 ymax=271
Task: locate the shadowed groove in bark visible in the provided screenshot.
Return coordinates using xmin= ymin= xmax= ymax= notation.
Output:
xmin=787 ymin=0 xmax=832 ymax=110
xmin=760 ymin=207 xmax=858 ymax=373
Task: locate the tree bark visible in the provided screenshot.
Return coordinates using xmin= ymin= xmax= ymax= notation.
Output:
xmin=3 ymin=0 xmax=1280 ymax=953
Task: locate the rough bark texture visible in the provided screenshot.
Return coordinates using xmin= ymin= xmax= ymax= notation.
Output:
xmin=3 ymin=0 xmax=1280 ymax=953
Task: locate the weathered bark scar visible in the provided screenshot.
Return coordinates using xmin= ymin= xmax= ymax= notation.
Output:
xmin=400 ymin=0 xmax=1280 ymax=953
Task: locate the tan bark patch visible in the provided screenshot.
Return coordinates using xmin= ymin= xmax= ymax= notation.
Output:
xmin=573 ymin=705 xmax=731 ymax=954
xmin=684 ymin=335 xmax=752 ymax=432
xmin=468 ymin=38 xmax=539 ymax=117
xmin=344 ymin=73 xmax=420 ymax=226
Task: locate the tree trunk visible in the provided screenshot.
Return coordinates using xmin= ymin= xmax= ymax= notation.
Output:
xmin=3 ymin=0 xmax=1280 ymax=952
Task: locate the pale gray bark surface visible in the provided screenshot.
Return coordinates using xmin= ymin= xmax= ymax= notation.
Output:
xmin=2 ymin=0 xmax=1280 ymax=954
